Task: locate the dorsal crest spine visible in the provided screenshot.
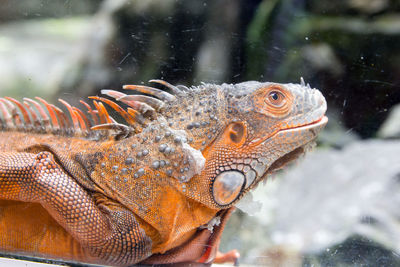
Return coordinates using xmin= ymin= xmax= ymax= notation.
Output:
xmin=0 ymin=80 xmax=183 ymax=140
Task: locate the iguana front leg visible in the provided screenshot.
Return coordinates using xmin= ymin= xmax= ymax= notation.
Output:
xmin=0 ymin=151 xmax=152 ymax=266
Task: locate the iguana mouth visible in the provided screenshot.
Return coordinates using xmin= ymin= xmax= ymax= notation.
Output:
xmin=278 ymin=115 xmax=328 ymax=133
xmin=252 ymin=116 xmax=328 ymax=186
xmin=268 ymin=116 xmax=328 ymax=171
xmin=251 ymin=116 xmax=328 ymax=147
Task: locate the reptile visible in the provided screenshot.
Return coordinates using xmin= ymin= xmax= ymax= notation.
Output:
xmin=0 ymin=78 xmax=327 ymax=266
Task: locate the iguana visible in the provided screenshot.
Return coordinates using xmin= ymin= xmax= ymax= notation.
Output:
xmin=0 ymin=79 xmax=327 ymax=266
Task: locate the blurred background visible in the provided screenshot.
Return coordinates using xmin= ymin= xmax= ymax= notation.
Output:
xmin=1 ymin=0 xmax=400 ymax=266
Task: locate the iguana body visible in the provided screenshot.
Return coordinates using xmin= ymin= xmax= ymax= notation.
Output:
xmin=0 ymin=80 xmax=327 ymax=266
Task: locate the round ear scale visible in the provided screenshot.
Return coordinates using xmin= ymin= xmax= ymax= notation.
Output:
xmin=223 ymin=121 xmax=247 ymax=146
xmin=212 ymin=171 xmax=245 ymax=206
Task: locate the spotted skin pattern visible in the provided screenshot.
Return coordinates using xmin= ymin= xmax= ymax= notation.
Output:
xmin=0 ymin=151 xmax=151 ymax=265
xmin=0 ymin=80 xmax=327 ymax=266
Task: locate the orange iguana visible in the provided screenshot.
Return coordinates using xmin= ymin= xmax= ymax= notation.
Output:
xmin=0 ymin=79 xmax=327 ymax=266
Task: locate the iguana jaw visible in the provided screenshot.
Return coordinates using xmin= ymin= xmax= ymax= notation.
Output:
xmin=258 ymin=115 xmax=328 ymax=182
xmin=278 ymin=115 xmax=328 ymax=134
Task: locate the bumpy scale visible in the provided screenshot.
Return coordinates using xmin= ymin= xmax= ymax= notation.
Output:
xmin=0 ymin=79 xmax=327 ymax=266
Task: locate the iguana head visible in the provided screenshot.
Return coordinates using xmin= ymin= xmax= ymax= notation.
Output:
xmin=171 ymin=80 xmax=327 ymax=209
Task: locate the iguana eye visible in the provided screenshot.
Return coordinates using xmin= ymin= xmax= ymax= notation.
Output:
xmin=212 ymin=171 xmax=245 ymax=206
xmin=259 ymin=85 xmax=292 ymax=117
xmin=266 ymin=90 xmax=286 ymax=107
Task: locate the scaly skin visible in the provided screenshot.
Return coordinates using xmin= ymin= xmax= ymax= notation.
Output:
xmin=0 ymin=80 xmax=327 ymax=266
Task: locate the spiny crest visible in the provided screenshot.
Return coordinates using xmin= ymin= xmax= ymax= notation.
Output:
xmin=0 ymin=80 xmax=189 ymax=140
